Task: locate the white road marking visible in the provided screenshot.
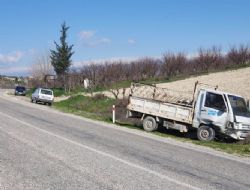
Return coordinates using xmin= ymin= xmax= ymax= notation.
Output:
xmin=0 ymin=111 xmax=201 ymax=190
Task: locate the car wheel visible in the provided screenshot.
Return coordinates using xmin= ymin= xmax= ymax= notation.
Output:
xmin=197 ymin=125 xmax=215 ymax=141
xmin=143 ymin=116 xmax=158 ymax=132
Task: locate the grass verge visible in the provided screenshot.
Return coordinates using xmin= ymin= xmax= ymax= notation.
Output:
xmin=53 ymin=94 xmax=250 ymax=157
xmin=152 ymin=129 xmax=250 ymax=156
xmin=53 ymin=94 xmax=116 ymax=121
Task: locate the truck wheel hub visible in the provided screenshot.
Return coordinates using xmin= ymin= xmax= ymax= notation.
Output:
xmin=145 ymin=121 xmax=153 ymax=129
xmin=201 ymin=130 xmax=209 ymax=138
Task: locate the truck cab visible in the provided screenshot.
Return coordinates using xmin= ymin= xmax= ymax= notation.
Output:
xmin=193 ymin=88 xmax=250 ymax=140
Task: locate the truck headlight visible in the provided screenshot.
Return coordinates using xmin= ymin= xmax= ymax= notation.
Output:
xmin=227 ymin=122 xmax=234 ymax=129
xmin=233 ymin=123 xmax=242 ymax=130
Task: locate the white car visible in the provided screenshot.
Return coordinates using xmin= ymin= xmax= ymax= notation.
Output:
xmin=31 ymin=88 xmax=54 ymax=106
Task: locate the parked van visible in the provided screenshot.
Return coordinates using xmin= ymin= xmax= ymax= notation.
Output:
xmin=31 ymin=88 xmax=54 ymax=106
xmin=15 ymin=86 xmax=26 ymax=96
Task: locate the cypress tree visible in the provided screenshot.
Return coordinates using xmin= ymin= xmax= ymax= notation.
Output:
xmin=50 ymin=22 xmax=74 ymax=79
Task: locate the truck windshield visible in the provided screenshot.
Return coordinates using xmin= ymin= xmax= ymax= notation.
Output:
xmin=228 ymin=95 xmax=249 ymax=116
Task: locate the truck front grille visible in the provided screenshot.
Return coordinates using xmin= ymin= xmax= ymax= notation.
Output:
xmin=242 ymin=124 xmax=250 ymax=130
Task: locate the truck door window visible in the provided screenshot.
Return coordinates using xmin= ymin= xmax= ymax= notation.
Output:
xmin=205 ymin=92 xmax=226 ymax=111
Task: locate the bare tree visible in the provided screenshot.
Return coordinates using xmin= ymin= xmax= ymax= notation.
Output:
xmin=80 ymin=62 xmax=101 ymax=96
xmin=194 ymin=46 xmax=222 ymax=72
xmin=30 ymin=52 xmax=54 ymax=79
xmin=162 ymin=53 xmax=187 ymax=79
xmin=100 ymin=61 xmax=124 ymax=99
xmin=30 ymin=52 xmax=55 ymax=85
xmin=74 ymin=43 xmax=250 ymax=98
xmin=136 ymin=58 xmax=159 ymax=80
xmin=64 ymin=72 xmax=82 ymax=93
xmin=130 ymin=61 xmax=142 ymax=81
xmin=227 ymin=45 xmax=250 ymax=66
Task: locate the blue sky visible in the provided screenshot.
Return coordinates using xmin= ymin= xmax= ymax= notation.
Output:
xmin=0 ymin=0 xmax=250 ymax=76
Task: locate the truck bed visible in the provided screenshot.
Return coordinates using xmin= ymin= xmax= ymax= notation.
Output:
xmin=127 ymin=96 xmax=193 ymax=124
xmin=130 ymin=83 xmax=194 ymax=107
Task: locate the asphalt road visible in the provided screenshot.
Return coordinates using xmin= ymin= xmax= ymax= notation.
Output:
xmin=0 ymin=91 xmax=250 ymax=190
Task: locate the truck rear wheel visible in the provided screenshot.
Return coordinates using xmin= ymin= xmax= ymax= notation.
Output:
xmin=197 ymin=125 xmax=215 ymax=141
xmin=143 ymin=116 xmax=158 ymax=132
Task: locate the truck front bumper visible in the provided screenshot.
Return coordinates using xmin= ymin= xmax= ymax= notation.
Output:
xmin=228 ymin=130 xmax=250 ymax=140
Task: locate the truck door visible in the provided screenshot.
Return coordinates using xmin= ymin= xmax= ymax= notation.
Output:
xmin=199 ymin=91 xmax=228 ymax=131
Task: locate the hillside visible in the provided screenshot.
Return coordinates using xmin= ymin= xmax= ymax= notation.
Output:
xmin=157 ymin=67 xmax=250 ymax=100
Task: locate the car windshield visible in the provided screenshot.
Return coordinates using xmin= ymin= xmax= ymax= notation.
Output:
xmin=16 ymin=86 xmax=25 ymax=91
xmin=228 ymin=95 xmax=250 ymax=117
xmin=41 ymin=89 xmax=52 ymax=95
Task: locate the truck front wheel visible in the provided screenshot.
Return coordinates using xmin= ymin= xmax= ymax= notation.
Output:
xmin=143 ymin=116 xmax=158 ymax=132
xmin=197 ymin=125 xmax=215 ymax=141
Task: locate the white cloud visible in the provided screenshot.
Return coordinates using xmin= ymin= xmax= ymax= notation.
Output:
xmin=28 ymin=49 xmax=36 ymax=55
xmin=128 ymin=39 xmax=136 ymax=44
xmin=82 ymin=37 xmax=112 ymax=47
xmin=78 ymin=30 xmax=111 ymax=47
xmin=0 ymin=51 xmax=24 ymax=64
xmin=78 ymin=30 xmax=96 ymax=40
xmin=99 ymin=38 xmax=111 ymax=44
xmin=0 ymin=66 xmax=29 ymax=75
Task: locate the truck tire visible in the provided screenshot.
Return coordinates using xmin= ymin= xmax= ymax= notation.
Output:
xmin=143 ymin=116 xmax=158 ymax=132
xmin=197 ymin=125 xmax=215 ymax=141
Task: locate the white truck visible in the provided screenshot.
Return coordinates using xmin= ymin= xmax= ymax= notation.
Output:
xmin=127 ymin=82 xmax=250 ymax=141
